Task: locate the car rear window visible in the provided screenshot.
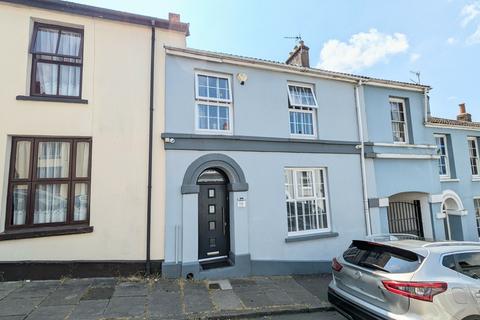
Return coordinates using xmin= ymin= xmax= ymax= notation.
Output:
xmin=343 ymin=240 xmax=424 ymax=273
xmin=453 ymin=252 xmax=480 ymax=279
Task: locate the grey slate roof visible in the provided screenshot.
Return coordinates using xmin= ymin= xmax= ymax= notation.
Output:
xmin=428 ymin=117 xmax=480 ymax=129
xmin=165 ymin=46 xmax=431 ymax=91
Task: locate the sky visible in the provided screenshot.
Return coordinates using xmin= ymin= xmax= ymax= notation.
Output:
xmin=74 ymin=0 xmax=480 ymax=120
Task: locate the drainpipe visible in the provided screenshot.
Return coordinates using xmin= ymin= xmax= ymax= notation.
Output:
xmin=354 ymin=80 xmax=372 ymax=236
xmin=146 ymin=21 xmax=155 ymax=275
xmin=423 ymin=88 xmax=429 ymax=123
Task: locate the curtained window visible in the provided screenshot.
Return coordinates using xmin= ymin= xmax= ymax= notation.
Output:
xmin=7 ymin=137 xmax=91 ymax=229
xmin=30 ymin=23 xmax=83 ymax=98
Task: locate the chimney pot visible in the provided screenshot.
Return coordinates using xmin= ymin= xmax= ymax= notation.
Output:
xmin=169 ymin=13 xmax=180 ymax=23
xmin=457 ymin=103 xmax=472 ymax=122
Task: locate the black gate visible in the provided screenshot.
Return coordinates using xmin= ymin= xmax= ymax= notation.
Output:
xmin=387 ymin=201 xmax=424 ymax=237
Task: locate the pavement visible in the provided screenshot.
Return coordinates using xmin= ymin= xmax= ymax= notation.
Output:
xmin=0 ymin=273 xmax=338 ymax=320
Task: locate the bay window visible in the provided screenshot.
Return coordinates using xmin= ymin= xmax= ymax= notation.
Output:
xmin=6 ymin=137 xmax=91 ymax=230
xmin=284 ymin=168 xmax=330 ymax=235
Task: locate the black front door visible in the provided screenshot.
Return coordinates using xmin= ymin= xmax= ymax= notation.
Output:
xmin=198 ymin=182 xmax=230 ymax=260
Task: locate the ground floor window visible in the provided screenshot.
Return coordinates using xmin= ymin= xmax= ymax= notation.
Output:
xmin=475 ymin=198 xmax=480 ymax=238
xmin=284 ymin=168 xmax=330 ymax=234
xmin=6 ymin=136 xmax=91 ymax=229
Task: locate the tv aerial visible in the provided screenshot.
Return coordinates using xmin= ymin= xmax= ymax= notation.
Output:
xmin=410 ymin=70 xmax=421 ymax=85
xmin=284 ymin=33 xmax=303 ymax=43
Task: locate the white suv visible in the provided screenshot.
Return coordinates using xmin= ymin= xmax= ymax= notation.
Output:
xmin=329 ymin=239 xmax=480 ymax=320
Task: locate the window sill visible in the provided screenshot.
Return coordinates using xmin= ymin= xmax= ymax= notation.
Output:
xmin=440 ymin=178 xmax=460 ymax=182
xmin=472 ymin=177 xmax=480 ymax=182
xmin=16 ymin=95 xmax=88 ymax=104
xmin=0 ymin=225 xmax=93 ymax=241
xmin=285 ymin=231 xmax=339 ymax=243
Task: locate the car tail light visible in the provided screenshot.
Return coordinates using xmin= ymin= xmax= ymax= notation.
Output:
xmin=382 ymin=280 xmax=447 ymax=302
xmin=332 ymin=257 xmax=343 ymax=272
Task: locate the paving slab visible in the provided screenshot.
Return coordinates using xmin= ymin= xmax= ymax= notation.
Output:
xmin=148 ymin=291 xmax=183 ymax=318
xmin=91 ymin=278 xmax=116 ymax=287
xmin=103 ymin=296 xmax=146 ymax=318
xmin=210 ymin=289 xmax=244 ymax=310
xmin=80 ymin=286 xmax=114 ymax=301
xmin=274 ymin=277 xmax=323 ymax=307
xmin=8 ymin=281 xmax=59 ymax=299
xmin=40 ymin=282 xmax=90 ymax=306
xmin=25 ymin=305 xmax=73 ymax=320
xmin=235 ymin=290 xmax=275 ymax=309
xmin=0 ymin=284 xmax=23 ymax=301
xmin=183 ymin=281 xmax=214 ymax=314
xmin=0 ymin=316 xmax=26 ymax=320
xmin=152 ymin=279 xmax=181 ymax=293
xmin=293 ymin=274 xmax=332 ymax=301
xmin=113 ymin=281 xmax=148 ymax=297
xmin=67 ymin=299 xmax=108 ymax=320
xmin=265 ymin=289 xmax=295 ymax=306
xmin=0 ymin=297 xmax=43 ymax=317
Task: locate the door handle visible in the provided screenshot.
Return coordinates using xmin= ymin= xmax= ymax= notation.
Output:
xmin=222 ymin=207 xmax=226 ymax=235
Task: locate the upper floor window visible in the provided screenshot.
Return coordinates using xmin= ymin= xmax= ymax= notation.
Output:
xmin=474 ymin=198 xmax=480 ymax=238
xmin=390 ymin=98 xmax=408 ymax=143
xmin=30 ymin=23 xmax=84 ymax=98
xmin=284 ymin=168 xmax=330 ymax=235
xmin=468 ymin=137 xmax=480 ymax=176
xmin=287 ymin=84 xmax=318 ymax=137
xmin=7 ymin=137 xmax=91 ymax=230
xmin=435 ymin=134 xmax=450 ymax=178
xmin=195 ymin=72 xmax=232 ymax=133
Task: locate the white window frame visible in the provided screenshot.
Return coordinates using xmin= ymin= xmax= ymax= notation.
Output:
xmin=468 ymin=137 xmax=480 ymax=177
xmin=288 ymin=109 xmax=317 ymax=139
xmin=194 ymin=71 xmax=233 ymax=134
xmin=287 ymin=83 xmax=319 ymax=108
xmin=287 ymin=82 xmax=318 ymax=138
xmin=284 ymin=167 xmax=331 ymax=236
xmin=195 ymin=71 xmax=232 ymax=103
xmin=434 ymin=134 xmax=450 ymax=179
xmin=474 ymin=197 xmax=480 ymax=239
xmin=194 ymin=102 xmax=233 ymax=134
xmin=389 ymin=97 xmax=409 ymax=144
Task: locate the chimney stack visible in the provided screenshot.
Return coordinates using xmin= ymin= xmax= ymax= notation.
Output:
xmin=457 ymin=103 xmax=472 ymax=122
xmin=168 ymin=13 xmax=181 ymax=24
xmin=286 ymin=40 xmax=310 ymax=68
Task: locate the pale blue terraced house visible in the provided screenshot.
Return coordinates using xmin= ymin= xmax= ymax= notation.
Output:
xmin=160 ymin=42 xmax=451 ymax=279
xmin=363 ymin=81 xmax=480 ymax=243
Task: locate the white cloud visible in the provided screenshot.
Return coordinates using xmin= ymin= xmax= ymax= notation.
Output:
xmin=461 ymin=2 xmax=480 ymax=27
xmin=409 ymin=53 xmax=421 ymax=62
xmin=446 ymin=37 xmax=457 ymax=44
xmin=317 ymin=29 xmax=409 ymax=73
xmin=467 ymin=25 xmax=480 ymax=44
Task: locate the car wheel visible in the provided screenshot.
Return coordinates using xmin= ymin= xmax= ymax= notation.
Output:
xmin=463 ymin=316 xmax=480 ymax=320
